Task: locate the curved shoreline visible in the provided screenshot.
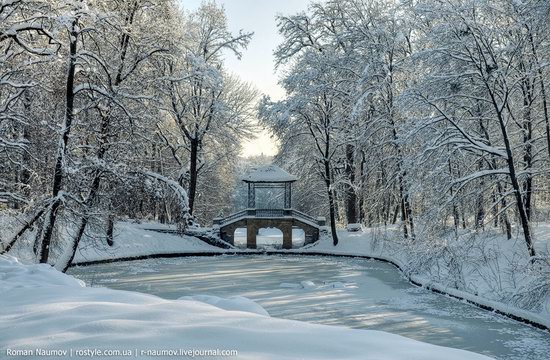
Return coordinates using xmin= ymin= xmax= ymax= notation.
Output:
xmin=70 ymin=250 xmax=550 ymax=333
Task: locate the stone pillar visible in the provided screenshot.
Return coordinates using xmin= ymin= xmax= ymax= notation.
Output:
xmin=246 ymin=221 xmax=257 ymax=249
xmin=248 ymin=183 xmax=255 ymax=208
xmin=282 ymin=221 xmax=293 ymax=249
xmin=284 ymin=182 xmax=292 ymax=209
xmin=304 ymin=228 xmax=319 ymax=244
xmin=221 ymin=230 xmax=233 ymax=245
xmin=220 ymin=224 xmax=236 ymax=246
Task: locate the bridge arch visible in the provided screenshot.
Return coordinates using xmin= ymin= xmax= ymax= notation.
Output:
xmin=232 ymin=226 xmax=308 ymax=249
xmin=233 ymin=227 xmax=248 ymax=248
xmin=256 ymin=227 xmax=284 ymax=248
xmin=217 ymin=213 xmax=324 ymax=250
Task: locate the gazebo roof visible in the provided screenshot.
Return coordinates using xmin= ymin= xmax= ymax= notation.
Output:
xmin=242 ymin=165 xmax=298 ymax=183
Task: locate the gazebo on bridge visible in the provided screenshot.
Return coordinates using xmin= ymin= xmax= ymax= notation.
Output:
xmin=213 ymin=165 xmax=325 ymax=249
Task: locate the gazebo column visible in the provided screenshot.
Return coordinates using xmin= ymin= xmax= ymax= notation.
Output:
xmin=284 ymin=182 xmax=292 ymax=209
xmin=248 ymin=183 xmax=256 ymax=208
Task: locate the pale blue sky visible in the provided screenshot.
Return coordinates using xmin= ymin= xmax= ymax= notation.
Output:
xmin=182 ymin=0 xmax=310 ymax=99
xmin=181 ymin=0 xmax=311 ymax=157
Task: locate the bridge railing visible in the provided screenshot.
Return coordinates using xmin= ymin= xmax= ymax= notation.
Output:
xmin=214 ymin=209 xmax=247 ymax=226
xmin=214 ymin=208 xmax=326 ymax=227
xmin=289 ymin=209 xmax=326 ymax=226
xmin=255 ymin=209 xmax=285 ymax=218
xmin=289 ymin=209 xmax=318 ymax=224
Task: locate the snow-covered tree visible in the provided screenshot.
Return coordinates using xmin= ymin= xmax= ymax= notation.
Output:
xmin=160 ymin=1 xmax=254 ymax=218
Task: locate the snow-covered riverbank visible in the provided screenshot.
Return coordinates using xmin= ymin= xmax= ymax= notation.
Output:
xmin=48 ymin=220 xmax=548 ymax=331
xmin=302 ymin=225 xmax=550 ymax=330
xmin=73 ymin=222 xmax=225 ymax=263
xmin=65 ymin=221 xmax=550 ymax=331
xmin=4 ymin=218 xmax=548 ymax=341
xmin=0 ymin=255 xmax=492 ymax=360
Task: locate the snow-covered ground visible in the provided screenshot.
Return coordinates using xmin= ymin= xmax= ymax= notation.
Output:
xmin=0 ymin=217 xmax=225 ymax=265
xmin=0 ymin=255 xmax=492 ymax=360
xmin=73 ymin=221 xmax=224 ymax=263
xmin=2 ymin=219 xmax=549 ymax=358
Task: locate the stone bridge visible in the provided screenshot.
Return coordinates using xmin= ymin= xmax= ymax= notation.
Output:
xmin=214 ymin=165 xmax=325 ymax=249
xmin=214 ymin=209 xmax=325 ymax=249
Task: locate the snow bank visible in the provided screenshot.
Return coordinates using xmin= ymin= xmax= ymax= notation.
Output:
xmin=301 ymin=227 xmax=550 ymax=330
xmin=0 ymin=255 xmax=492 ymax=360
xmin=1 ymin=217 xmax=225 ymax=266
xmin=73 ymin=221 xmax=224 ymax=264
xmin=0 ymin=255 xmax=85 ymax=289
xmin=178 ymin=295 xmax=269 ymax=316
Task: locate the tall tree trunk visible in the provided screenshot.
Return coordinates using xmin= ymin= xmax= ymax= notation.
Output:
xmin=537 ymin=68 xmax=550 ymax=163
xmin=106 ymin=214 xmax=115 ymax=247
xmin=387 ymin=73 xmax=414 ymax=239
xmin=496 ymin=181 xmax=512 ymax=239
xmin=391 ymin=203 xmax=399 ymax=225
xmin=398 ymin=174 xmax=415 ymax=239
xmin=489 ymin=89 xmax=535 ymax=257
xmin=324 ymin=159 xmax=339 ymax=246
xmin=475 ymin=160 xmax=485 ymax=229
xmin=492 ymin=189 xmax=498 ymax=228
xmin=17 ymin=91 xmax=32 ymax=205
xmin=60 ymin=114 xmax=111 ymax=271
xmin=541 ymin=78 xmax=550 ymax=162
xmin=404 ymin=180 xmax=415 ymax=238
xmin=521 ymin=79 xmax=534 ymax=221
xmin=39 ymin=19 xmax=79 ymax=264
xmin=344 ymin=144 xmax=357 ymax=224
xmin=358 ymin=151 xmax=366 ymax=223
xmin=448 ymin=159 xmax=460 ymax=232
xmin=62 ymin=1 xmax=142 ymax=266
xmin=187 ymin=138 xmax=199 ymax=216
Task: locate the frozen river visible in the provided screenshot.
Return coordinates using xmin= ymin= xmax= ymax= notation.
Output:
xmin=69 ymin=255 xmax=550 ymax=360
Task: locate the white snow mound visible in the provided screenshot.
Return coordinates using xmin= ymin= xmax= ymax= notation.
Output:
xmin=300 ymin=280 xmax=317 ymax=289
xmin=0 ymin=255 xmax=85 ymax=289
xmin=178 ymin=294 xmax=270 ymax=316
